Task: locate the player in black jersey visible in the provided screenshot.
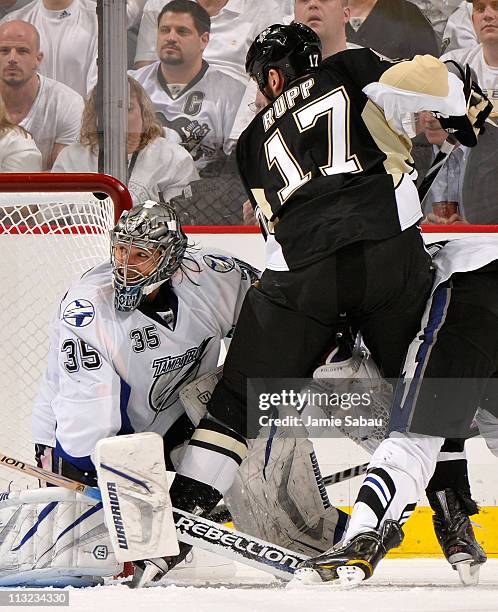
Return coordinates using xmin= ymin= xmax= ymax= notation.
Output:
xmin=162 ymin=23 xmax=492 ymax=577
xmin=202 ymin=23 xmax=490 ymax=427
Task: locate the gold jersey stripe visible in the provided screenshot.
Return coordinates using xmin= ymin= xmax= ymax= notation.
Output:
xmin=192 ymin=428 xmax=248 ymax=461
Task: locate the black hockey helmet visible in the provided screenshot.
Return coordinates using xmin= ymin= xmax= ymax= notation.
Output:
xmin=246 ymin=23 xmax=322 ymax=97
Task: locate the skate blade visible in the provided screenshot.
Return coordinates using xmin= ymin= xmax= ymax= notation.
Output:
xmin=454 ymin=561 xmax=481 ymax=587
xmin=128 ymin=563 xmax=162 ymax=589
xmin=337 ymin=565 xmax=366 ymax=586
xmin=287 ymin=566 xmax=365 ymax=590
xmin=287 ymin=568 xmax=325 ymax=588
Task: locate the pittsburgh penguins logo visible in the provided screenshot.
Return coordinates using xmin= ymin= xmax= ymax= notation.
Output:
xmin=156 ymin=113 xmax=211 ymax=160
xmin=63 ymin=300 xmax=95 ymax=327
xmin=257 ymin=27 xmax=273 ymax=43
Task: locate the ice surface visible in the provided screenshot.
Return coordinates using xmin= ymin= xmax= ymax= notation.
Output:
xmin=4 ymin=559 xmax=498 ymax=612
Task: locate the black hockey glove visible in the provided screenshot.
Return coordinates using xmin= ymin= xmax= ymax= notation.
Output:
xmin=433 ymin=61 xmax=493 ymax=147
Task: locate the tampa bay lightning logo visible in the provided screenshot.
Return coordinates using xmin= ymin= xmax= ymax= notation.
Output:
xmin=63 ymin=299 xmax=95 ymax=328
xmin=203 ymin=254 xmax=235 ymax=273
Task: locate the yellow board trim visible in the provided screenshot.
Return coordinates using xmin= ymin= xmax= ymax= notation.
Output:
xmin=226 ymin=507 xmax=498 ymax=558
xmin=339 ymin=506 xmax=498 ymax=558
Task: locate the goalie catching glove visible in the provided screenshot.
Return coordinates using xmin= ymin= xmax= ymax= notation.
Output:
xmin=435 ymin=62 xmax=493 ymax=147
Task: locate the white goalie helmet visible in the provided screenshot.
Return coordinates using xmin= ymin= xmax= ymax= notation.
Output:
xmin=110 ymin=200 xmax=188 ymax=312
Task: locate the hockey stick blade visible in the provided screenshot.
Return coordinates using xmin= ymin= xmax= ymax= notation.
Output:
xmin=0 ymin=452 xmax=308 ymax=581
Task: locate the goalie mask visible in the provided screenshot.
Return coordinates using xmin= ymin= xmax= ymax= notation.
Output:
xmin=110 ymin=201 xmax=187 ymax=312
xmin=246 ymin=23 xmax=322 ymax=99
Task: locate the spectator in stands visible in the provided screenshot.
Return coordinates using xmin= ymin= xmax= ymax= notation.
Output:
xmin=346 ymin=0 xmax=440 ymax=58
xmin=460 ymin=118 xmax=498 ymax=223
xmin=442 ymin=0 xmax=498 ymax=114
xmin=412 ymin=111 xmax=469 ymax=224
xmin=52 ymin=76 xmax=198 ymax=206
xmin=0 ymin=0 xmax=31 ymax=19
xmin=0 ymin=91 xmax=41 ymax=171
xmin=133 ymin=0 xmax=292 ymax=83
xmin=442 ymin=0 xmax=476 ymax=52
xmin=130 ymin=0 xmax=244 ymax=173
xmin=1 ymin=0 xmax=98 ymax=97
xmin=412 ymin=109 xmax=498 ymax=224
xmin=0 ymin=20 xmax=83 ymax=169
xmin=295 ymin=0 xmax=355 ymax=57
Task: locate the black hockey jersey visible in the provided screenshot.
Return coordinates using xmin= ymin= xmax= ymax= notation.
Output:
xmin=237 ymin=48 xmax=466 ymax=271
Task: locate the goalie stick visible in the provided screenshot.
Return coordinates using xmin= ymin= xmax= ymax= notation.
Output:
xmin=0 ymin=451 xmax=308 ymax=581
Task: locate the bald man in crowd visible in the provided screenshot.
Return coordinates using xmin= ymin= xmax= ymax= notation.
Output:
xmin=0 ymin=20 xmax=83 ymax=169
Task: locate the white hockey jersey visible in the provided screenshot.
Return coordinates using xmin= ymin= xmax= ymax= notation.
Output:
xmin=33 ymin=250 xmax=257 ymax=470
xmin=430 ymin=236 xmax=498 ymax=291
xmin=129 ymin=61 xmax=245 ymax=170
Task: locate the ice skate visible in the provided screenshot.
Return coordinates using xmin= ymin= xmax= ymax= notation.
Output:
xmin=428 ymin=489 xmax=486 ymax=586
xmin=290 ymin=520 xmax=404 ymax=587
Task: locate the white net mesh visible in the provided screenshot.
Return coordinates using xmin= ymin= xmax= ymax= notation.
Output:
xmin=0 ymin=190 xmax=123 ymax=492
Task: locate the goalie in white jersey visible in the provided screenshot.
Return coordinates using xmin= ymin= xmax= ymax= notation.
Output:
xmin=0 ymin=200 xmax=254 ymax=586
xmin=33 ymin=201 xmax=254 ymax=485
xmin=0 ymin=200 xmax=346 ymax=587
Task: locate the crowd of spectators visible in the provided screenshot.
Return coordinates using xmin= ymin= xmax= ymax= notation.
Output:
xmin=0 ymin=0 xmax=496 ymax=225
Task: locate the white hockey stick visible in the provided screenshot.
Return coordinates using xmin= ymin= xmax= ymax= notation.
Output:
xmin=0 ymin=451 xmax=308 ymax=581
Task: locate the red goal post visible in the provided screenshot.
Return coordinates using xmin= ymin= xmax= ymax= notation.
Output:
xmin=0 ymin=174 xmax=132 ymax=491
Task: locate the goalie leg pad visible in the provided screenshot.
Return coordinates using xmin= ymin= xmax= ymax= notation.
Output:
xmin=0 ymin=488 xmax=121 ymax=587
xmin=476 ymin=408 xmax=498 ymax=458
xmin=225 ymin=414 xmax=348 ymax=556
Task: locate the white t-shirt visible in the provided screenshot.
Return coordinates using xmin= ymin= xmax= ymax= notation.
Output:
xmin=18 ymin=74 xmax=84 ymax=170
xmin=129 ymin=61 xmax=245 ymax=170
xmin=33 ymin=251 xmax=253 ymax=461
xmin=1 ymin=0 xmax=98 ymax=97
xmin=52 ymin=137 xmax=199 ymax=205
xmin=441 ymin=45 xmax=498 ymax=113
xmin=442 ymin=0 xmax=476 ymax=53
xmin=134 ymin=0 xmax=290 ymax=83
xmin=0 ymin=127 xmax=42 ymax=171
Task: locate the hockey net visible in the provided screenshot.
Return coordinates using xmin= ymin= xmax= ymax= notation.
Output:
xmin=0 ymin=174 xmax=132 ymax=492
